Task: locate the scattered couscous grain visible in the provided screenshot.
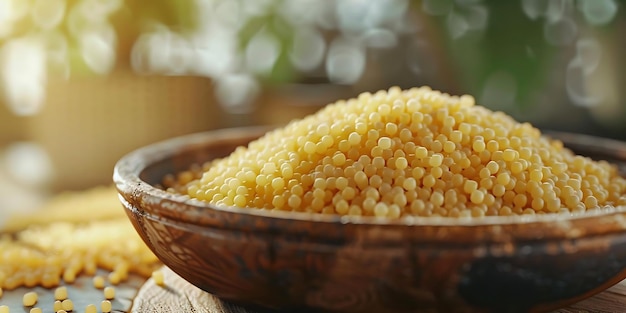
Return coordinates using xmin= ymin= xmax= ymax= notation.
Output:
xmin=0 ymin=186 xmax=162 ymax=313
xmin=22 ymin=291 xmax=37 ymax=307
xmin=61 ymin=299 xmax=73 ymax=311
xmin=56 ymin=310 xmax=67 ymax=313
xmin=53 ymin=300 xmax=63 ymax=312
xmin=54 ymin=286 xmax=68 ymax=301
xmin=93 ymin=276 xmax=105 ymax=289
xmin=108 ymin=272 xmax=121 ymax=285
xmin=29 ymin=308 xmax=41 ymax=313
xmin=170 ymin=86 xmax=626 ymax=217
xmin=104 ymin=286 xmax=115 ymax=300
xmin=0 ymin=219 xmax=160 ymax=291
xmin=101 ymin=300 xmax=112 ymax=313
xmin=152 ymin=270 xmax=165 ymax=286
xmin=85 ymin=304 xmax=97 ymax=313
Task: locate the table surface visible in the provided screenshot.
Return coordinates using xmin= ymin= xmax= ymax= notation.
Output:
xmin=132 ymin=267 xmax=626 ymax=313
xmin=0 ymin=270 xmax=145 ymax=313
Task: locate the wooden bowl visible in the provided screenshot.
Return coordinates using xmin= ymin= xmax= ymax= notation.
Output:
xmin=113 ymin=127 xmax=626 ymax=313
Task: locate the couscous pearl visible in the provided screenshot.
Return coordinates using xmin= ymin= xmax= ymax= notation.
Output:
xmin=167 ymin=86 xmax=626 ymax=218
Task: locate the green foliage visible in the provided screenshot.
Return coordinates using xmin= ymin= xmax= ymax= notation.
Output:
xmin=118 ymin=0 xmax=198 ymax=33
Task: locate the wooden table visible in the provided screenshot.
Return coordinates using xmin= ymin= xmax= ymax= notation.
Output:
xmin=132 ymin=267 xmax=626 ymax=313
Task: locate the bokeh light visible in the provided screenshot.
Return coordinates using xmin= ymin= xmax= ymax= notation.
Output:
xmin=578 ymin=0 xmax=619 ymax=25
xmin=0 ymin=0 xmax=623 ymax=143
xmin=326 ymin=37 xmax=366 ymax=85
xmin=3 ymin=141 xmax=55 ymax=188
xmin=566 ymin=38 xmax=603 ymax=107
xmin=289 ymin=28 xmax=326 ymax=72
xmin=1 ymin=36 xmax=47 ymax=116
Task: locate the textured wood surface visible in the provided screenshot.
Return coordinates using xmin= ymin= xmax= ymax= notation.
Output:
xmin=132 ymin=267 xmax=250 ymax=313
xmin=133 ymin=267 xmax=626 ymax=313
xmin=555 ymin=281 xmax=626 ymax=313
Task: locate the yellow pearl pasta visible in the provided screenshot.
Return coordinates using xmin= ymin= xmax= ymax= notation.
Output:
xmin=0 ymin=186 xmax=161 ymax=313
xmin=61 ymin=299 xmax=73 ymax=312
xmin=22 ymin=291 xmax=37 ymax=307
xmin=152 ymin=270 xmax=165 ymax=287
xmin=0 ymin=219 xmax=160 ymax=291
xmin=53 ymin=301 xmax=62 ymax=312
xmin=93 ymin=276 xmax=105 ymax=289
xmin=101 ymin=300 xmax=112 ymax=313
xmin=54 ymin=286 xmax=67 ymax=301
xmin=104 ymin=286 xmax=116 ymax=300
xmin=169 ymin=86 xmax=626 ymax=218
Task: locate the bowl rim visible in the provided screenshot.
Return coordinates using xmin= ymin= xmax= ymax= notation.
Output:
xmin=113 ymin=126 xmax=626 ymax=229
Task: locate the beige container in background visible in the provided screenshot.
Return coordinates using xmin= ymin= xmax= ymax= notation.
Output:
xmin=23 ymin=69 xmax=224 ymax=191
xmin=5 ymin=68 xmax=354 ymax=192
xmin=0 ymin=103 xmax=28 ymax=145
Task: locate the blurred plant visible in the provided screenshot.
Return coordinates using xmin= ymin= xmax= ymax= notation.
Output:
xmin=130 ymin=0 xmax=418 ymax=113
xmin=419 ymin=0 xmax=621 ymax=111
xmin=0 ymin=0 xmax=198 ymax=115
xmin=0 ymin=0 xmax=623 ymax=122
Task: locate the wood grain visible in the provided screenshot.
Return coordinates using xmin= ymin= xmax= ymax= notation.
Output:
xmin=133 ymin=267 xmax=626 ymax=313
xmin=555 ymin=281 xmax=626 ymax=313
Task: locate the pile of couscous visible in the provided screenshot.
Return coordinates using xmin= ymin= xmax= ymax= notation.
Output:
xmin=165 ymin=86 xmax=626 ymax=218
xmin=0 ymin=187 xmax=163 ymax=313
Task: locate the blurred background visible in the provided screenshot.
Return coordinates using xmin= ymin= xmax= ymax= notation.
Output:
xmin=0 ymin=0 xmax=625 ymax=218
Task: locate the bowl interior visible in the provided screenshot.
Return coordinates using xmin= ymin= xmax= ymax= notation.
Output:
xmin=138 ymin=127 xmax=264 ymax=186
xmin=114 ymin=127 xmax=626 ymax=244
xmin=139 ymin=129 xmax=626 ymax=187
